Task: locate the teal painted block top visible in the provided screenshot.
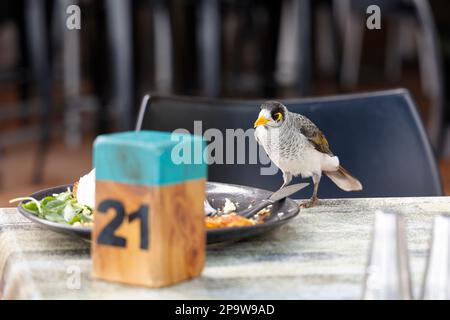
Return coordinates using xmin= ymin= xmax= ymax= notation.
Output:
xmin=94 ymin=131 xmax=207 ymax=186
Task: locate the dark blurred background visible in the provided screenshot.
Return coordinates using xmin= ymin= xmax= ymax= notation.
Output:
xmin=1 ymin=0 xmax=450 ymax=205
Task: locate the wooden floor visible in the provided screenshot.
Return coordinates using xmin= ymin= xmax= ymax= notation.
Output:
xmin=1 ymin=135 xmax=449 ymax=207
xmin=0 ymin=136 xmax=93 ymax=206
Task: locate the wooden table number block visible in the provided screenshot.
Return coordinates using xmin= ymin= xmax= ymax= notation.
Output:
xmin=92 ymin=131 xmax=207 ymax=287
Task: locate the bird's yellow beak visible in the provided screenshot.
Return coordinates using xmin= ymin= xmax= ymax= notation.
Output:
xmin=254 ymin=115 xmax=269 ymax=128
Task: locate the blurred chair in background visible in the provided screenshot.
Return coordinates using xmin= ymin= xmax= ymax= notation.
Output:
xmin=152 ymin=0 xmax=173 ymax=94
xmin=55 ymin=0 xmax=82 ymax=148
xmin=336 ymin=0 xmax=444 ymax=151
xmin=196 ymin=0 xmax=220 ymax=97
xmin=1 ymin=0 xmax=94 ymax=186
xmin=275 ymin=0 xmax=312 ymax=95
xmin=23 ymin=0 xmax=52 ymax=184
xmin=163 ymin=0 xmax=308 ymax=98
xmin=136 ymin=89 xmax=442 ymax=198
xmin=105 ymin=0 xmax=134 ymax=131
xmin=0 ymin=1 xmax=32 ymax=189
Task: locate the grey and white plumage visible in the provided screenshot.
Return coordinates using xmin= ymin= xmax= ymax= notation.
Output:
xmin=254 ymin=101 xmax=362 ymax=207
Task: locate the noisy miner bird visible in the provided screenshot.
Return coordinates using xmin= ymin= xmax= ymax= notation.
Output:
xmin=254 ymin=101 xmax=362 ymax=208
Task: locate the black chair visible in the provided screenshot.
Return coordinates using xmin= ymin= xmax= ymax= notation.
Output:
xmin=136 ymin=89 xmax=442 ymax=198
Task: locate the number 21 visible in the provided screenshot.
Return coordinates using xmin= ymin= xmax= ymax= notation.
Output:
xmin=97 ymin=200 xmax=149 ymax=250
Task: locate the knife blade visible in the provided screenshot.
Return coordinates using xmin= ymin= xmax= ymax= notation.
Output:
xmin=238 ymin=182 xmax=309 ymax=218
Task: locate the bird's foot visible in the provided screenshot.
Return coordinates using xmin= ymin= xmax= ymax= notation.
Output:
xmin=299 ymin=196 xmax=318 ymax=209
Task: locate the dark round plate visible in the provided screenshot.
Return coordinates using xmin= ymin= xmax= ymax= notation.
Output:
xmin=17 ymin=182 xmax=300 ymax=245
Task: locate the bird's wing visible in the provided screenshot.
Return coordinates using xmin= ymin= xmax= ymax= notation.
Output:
xmin=291 ymin=113 xmax=334 ymax=156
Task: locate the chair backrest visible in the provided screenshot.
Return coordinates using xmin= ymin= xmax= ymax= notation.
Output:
xmin=136 ymin=89 xmax=442 ymax=198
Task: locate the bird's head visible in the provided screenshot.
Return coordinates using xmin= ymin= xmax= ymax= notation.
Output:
xmin=254 ymin=101 xmax=287 ymax=129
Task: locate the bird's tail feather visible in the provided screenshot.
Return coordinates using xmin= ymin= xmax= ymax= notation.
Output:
xmin=324 ymin=166 xmax=362 ymax=192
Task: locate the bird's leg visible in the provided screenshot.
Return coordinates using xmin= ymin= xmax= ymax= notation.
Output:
xmin=279 ymin=172 xmax=293 ymax=189
xmin=301 ymin=173 xmax=321 ymax=208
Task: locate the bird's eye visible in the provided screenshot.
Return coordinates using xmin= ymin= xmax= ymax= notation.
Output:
xmin=274 ymin=112 xmax=282 ymax=121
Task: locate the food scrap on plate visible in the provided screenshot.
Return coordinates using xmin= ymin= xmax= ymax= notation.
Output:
xmin=205 ymin=198 xmax=272 ymax=229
